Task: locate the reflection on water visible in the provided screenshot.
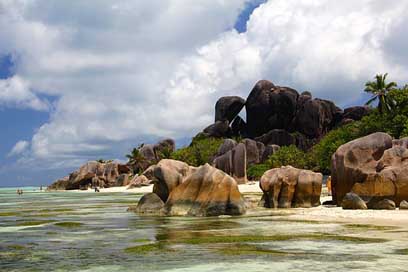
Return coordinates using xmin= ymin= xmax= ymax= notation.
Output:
xmin=0 ymin=187 xmax=408 ymax=272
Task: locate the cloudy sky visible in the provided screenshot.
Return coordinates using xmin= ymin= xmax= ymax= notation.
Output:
xmin=1 ymin=0 xmax=408 ymax=187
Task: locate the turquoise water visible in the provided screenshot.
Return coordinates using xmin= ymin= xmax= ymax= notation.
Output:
xmin=1 ymin=187 xmax=408 ymax=272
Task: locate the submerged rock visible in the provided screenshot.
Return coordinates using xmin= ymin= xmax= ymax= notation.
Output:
xmin=259 ymin=166 xmax=322 ymax=208
xmin=129 ymin=193 xmax=164 ymax=215
xmin=368 ymin=198 xmax=396 ymax=210
xmin=341 ymin=192 xmax=367 ymax=210
xmin=399 ymin=200 xmax=408 ymax=210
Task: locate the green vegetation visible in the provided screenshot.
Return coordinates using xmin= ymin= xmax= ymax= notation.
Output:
xmin=126 ymin=144 xmax=147 ymax=172
xmin=394 ymin=248 xmax=408 ymax=255
xmin=124 ymin=243 xmax=166 ymax=254
xmin=171 ymin=137 xmax=223 ymax=167
xmin=216 ymin=243 xmax=301 ymax=256
xmin=364 ymin=73 xmax=397 ymax=114
xmin=247 ymin=164 xmax=270 ymax=180
xmin=343 ymin=224 xmax=398 ymax=231
xmin=176 ymin=233 xmax=388 ymax=245
xmin=54 ymin=222 xmax=84 ymax=228
xmin=16 ymin=220 xmax=55 ymax=226
xmin=268 ymin=145 xmax=310 ymax=169
xmin=0 ymin=212 xmax=19 ymax=217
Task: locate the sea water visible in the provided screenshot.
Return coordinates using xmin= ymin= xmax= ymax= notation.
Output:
xmin=1 ymin=187 xmax=408 ymax=272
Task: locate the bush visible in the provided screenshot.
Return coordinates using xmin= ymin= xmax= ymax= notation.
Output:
xmin=171 ymin=137 xmax=223 ymax=167
xmin=266 ymin=145 xmax=310 ymax=169
xmin=247 ymin=164 xmax=270 ymax=180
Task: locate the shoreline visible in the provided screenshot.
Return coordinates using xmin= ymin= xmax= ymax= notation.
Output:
xmin=44 ymin=182 xmax=408 ymax=229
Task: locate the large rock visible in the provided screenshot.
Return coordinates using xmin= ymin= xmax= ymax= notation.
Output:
xmin=150 ymin=159 xmax=196 ymax=202
xmin=246 ymin=80 xmax=299 ymax=137
xmin=203 ymin=120 xmax=232 ymax=138
xmin=127 ymin=175 xmax=151 ymax=189
xmin=400 ymin=200 xmax=408 ymax=209
xmin=154 ymin=138 xmax=176 ymax=158
xmin=332 ymin=132 xmax=408 ymax=207
xmin=259 ymin=166 xmax=322 ymax=208
xmin=129 ymin=193 xmax=165 ymax=215
xmin=242 ymin=138 xmax=262 ymax=165
xmin=216 ymin=139 xmax=237 ymax=156
xmin=213 ymin=143 xmax=247 ymax=184
xmin=231 ymin=116 xmax=247 ymax=137
xmin=367 ymin=198 xmax=396 ymax=210
xmin=341 ymin=192 xmax=367 ymax=210
xmin=255 ymin=129 xmax=294 ymax=147
xmin=293 ymin=98 xmax=342 ymax=138
xmin=342 ymin=106 xmax=371 ymax=121
xmin=215 ymin=96 xmax=246 ymax=122
xmin=48 ymin=161 xmax=130 ymax=190
xmin=164 ymin=164 xmax=246 ymax=216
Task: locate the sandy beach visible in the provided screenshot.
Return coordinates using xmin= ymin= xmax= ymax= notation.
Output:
xmin=65 ymin=182 xmax=408 ymax=229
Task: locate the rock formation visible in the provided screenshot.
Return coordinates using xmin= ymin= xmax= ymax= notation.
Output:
xmin=259 ymin=166 xmax=322 ymax=208
xmin=48 ymin=161 xmax=130 ymax=190
xmin=215 ymin=96 xmax=246 ymax=122
xmin=128 ymin=193 xmax=165 ymax=215
xmin=127 ymin=175 xmax=151 ymax=189
xmin=213 ymin=143 xmax=247 ymax=184
xmin=331 ymin=132 xmax=408 ymax=207
xmin=164 ymin=164 xmax=246 ymax=216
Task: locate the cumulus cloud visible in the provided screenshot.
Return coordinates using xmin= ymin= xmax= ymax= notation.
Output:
xmin=8 ymin=140 xmax=29 ymax=157
xmin=1 ymin=0 xmax=408 ymax=169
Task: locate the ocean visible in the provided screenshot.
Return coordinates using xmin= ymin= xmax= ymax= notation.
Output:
xmin=1 ymin=187 xmax=407 ymax=271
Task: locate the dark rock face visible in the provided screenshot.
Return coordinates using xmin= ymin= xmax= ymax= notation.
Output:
xmin=293 ymin=98 xmax=342 ymax=138
xmin=231 ymin=116 xmax=247 ymax=137
xmin=48 ymin=161 xmax=130 ymax=190
xmin=367 ymin=198 xmax=396 ymax=210
xmin=246 ymin=80 xmax=299 ymax=138
xmin=213 ymin=143 xmax=247 ymax=184
xmin=259 ymin=166 xmax=322 ymax=208
xmin=255 ymin=129 xmax=294 ymax=146
xmin=164 ymin=164 xmax=246 ymax=216
xmin=215 ymin=96 xmax=246 ymax=122
xmin=331 ymin=132 xmax=408 ymax=206
xmin=342 ymin=106 xmax=372 ymax=121
xmin=129 ymin=193 xmax=164 ymax=215
xmin=242 ymin=138 xmax=262 ymax=165
xmin=341 ymin=192 xmax=367 ymax=210
xmin=216 ymin=139 xmax=237 ymax=156
xmin=203 ymin=120 xmax=231 ymax=138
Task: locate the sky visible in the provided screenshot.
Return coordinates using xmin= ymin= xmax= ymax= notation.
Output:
xmin=1 ymin=0 xmax=408 ymax=187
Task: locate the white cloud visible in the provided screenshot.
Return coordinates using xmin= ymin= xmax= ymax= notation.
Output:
xmin=0 ymin=76 xmax=49 ymax=110
xmin=8 ymin=140 xmax=29 ymax=157
xmin=1 ymin=0 xmax=408 ymax=169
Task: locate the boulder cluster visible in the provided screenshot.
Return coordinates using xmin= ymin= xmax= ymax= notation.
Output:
xmin=259 ymin=166 xmax=322 ymax=208
xmin=201 ymin=80 xmax=371 ymax=150
xmin=130 ymin=159 xmax=246 ymax=216
xmin=332 ymin=132 xmax=408 ymax=210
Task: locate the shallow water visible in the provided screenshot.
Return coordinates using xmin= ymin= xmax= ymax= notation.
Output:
xmin=1 ymin=187 xmax=408 ymax=272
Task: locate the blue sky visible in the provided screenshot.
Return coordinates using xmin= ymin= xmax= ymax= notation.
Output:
xmin=1 ymin=0 xmax=407 ymax=187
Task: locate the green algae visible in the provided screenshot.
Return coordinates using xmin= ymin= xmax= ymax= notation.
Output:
xmin=16 ymin=220 xmax=55 ymax=226
xmin=344 ymin=224 xmax=398 ymax=231
xmin=394 ymin=248 xmax=408 ymax=255
xmin=124 ymin=243 xmax=165 ymax=254
xmin=0 ymin=212 xmax=19 ymax=217
xmin=215 ymin=244 xmax=305 ymax=256
xmin=54 ymin=222 xmax=84 ymax=228
xmin=176 ymin=233 xmax=389 ymax=245
xmin=132 ymin=238 xmax=153 ymax=243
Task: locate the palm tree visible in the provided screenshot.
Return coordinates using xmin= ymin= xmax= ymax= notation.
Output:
xmin=364 ymin=73 xmax=397 ymax=114
xmin=125 ymin=144 xmax=146 ymax=171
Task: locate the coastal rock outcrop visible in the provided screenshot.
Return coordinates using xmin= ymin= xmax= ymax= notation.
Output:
xmin=259 ymin=166 xmax=322 ymax=208
xmin=129 ymin=193 xmax=165 ymax=215
xmin=202 ymin=120 xmax=232 ymax=138
xmin=332 ymin=132 xmax=408 ymax=207
xmin=127 ymin=175 xmax=151 ymax=189
xmin=400 ymin=200 xmax=408 ymax=209
xmin=215 ymin=96 xmax=246 ymax=122
xmin=150 ymin=159 xmax=196 ymax=202
xmin=213 ymin=143 xmax=247 ymax=184
xmin=48 ymin=161 xmax=130 ymax=190
xmin=164 ymin=164 xmax=246 ymax=216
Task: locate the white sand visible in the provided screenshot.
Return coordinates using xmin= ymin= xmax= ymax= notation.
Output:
xmin=65 ymin=182 xmax=408 ymax=228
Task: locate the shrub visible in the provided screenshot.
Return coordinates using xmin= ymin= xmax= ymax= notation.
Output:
xmin=171 ymin=137 xmax=223 ymax=167
xmin=247 ymin=164 xmax=270 ymax=180
xmin=266 ymin=145 xmax=310 ymax=169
